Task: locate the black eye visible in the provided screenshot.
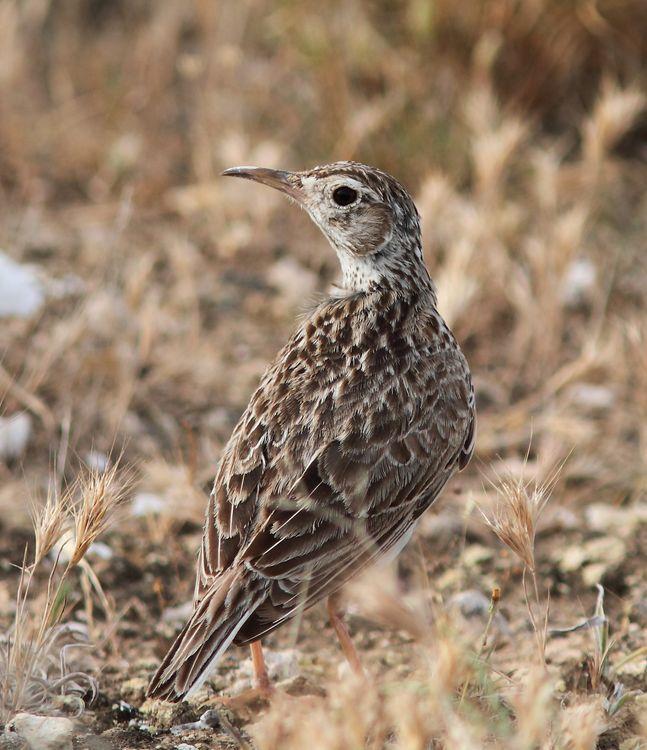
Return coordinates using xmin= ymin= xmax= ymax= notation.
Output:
xmin=332 ymin=185 xmax=358 ymax=206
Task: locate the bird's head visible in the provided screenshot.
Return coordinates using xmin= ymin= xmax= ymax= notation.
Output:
xmin=222 ymin=161 xmax=430 ymax=295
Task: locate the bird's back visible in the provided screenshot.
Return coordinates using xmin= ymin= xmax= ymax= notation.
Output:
xmin=196 ymin=287 xmax=474 ymax=641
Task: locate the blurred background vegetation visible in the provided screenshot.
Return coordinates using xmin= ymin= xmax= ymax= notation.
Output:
xmin=1 ymin=0 xmax=646 ymax=196
xmin=0 ymin=1 xmax=645 ymax=747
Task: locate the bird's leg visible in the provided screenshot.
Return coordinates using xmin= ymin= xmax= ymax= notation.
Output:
xmin=326 ymin=593 xmax=365 ymax=677
xmin=216 ymin=641 xmax=272 ymax=709
xmin=250 ymin=640 xmax=272 ymax=692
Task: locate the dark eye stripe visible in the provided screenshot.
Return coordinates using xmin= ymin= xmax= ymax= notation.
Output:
xmin=332 ymin=186 xmax=358 ymax=206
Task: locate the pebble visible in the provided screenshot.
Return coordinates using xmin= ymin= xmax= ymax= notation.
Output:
xmin=0 ymin=413 xmax=32 ymax=460
xmin=5 ymin=714 xmax=74 ymax=750
xmin=131 ymin=492 xmax=166 ymax=516
xmin=561 ymin=257 xmax=596 ymax=306
xmin=448 ymin=589 xmax=511 ymax=637
xmin=0 ymin=252 xmax=44 ymax=318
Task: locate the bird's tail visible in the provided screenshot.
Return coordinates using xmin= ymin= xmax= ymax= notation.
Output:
xmin=147 ymin=568 xmax=263 ymax=702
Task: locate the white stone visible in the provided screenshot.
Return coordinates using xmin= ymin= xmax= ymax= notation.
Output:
xmin=87 ymin=541 xmax=114 ymax=560
xmin=586 ymin=503 xmax=647 ymax=536
xmin=566 ymin=383 xmax=615 ymax=410
xmin=83 ymin=451 xmax=109 ymax=472
xmin=561 ymin=258 xmax=596 ymax=306
xmin=51 ymin=531 xmax=113 ymax=563
xmin=0 ymin=252 xmax=45 ymax=318
xmin=131 ymin=492 xmax=166 ymax=516
xmin=0 ymin=413 xmax=32 ymax=459
xmin=6 ymin=714 xmax=74 ymax=750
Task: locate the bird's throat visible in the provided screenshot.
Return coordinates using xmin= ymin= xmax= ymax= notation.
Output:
xmin=336 ymin=242 xmax=436 ymax=302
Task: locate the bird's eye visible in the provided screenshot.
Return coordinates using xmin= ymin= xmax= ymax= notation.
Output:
xmin=332 ymin=186 xmax=358 ymax=206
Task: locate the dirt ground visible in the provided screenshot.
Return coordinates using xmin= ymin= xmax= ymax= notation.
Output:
xmin=2 ymin=486 xmax=645 ymax=748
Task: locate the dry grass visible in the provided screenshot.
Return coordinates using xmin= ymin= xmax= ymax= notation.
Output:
xmin=0 ymin=464 xmax=129 ymax=724
xmin=478 ymin=457 xmax=564 ymax=665
xmin=0 ymin=1 xmax=645 ymax=747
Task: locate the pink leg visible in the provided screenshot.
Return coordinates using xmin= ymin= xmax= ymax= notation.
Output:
xmin=326 ymin=594 xmax=365 ymax=677
xmin=250 ymin=640 xmax=272 ymax=691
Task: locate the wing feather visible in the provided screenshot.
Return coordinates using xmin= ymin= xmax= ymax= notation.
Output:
xmin=196 ymin=304 xmax=475 ymax=643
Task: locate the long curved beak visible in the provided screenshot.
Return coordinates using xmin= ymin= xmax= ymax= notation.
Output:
xmin=221 ymin=166 xmax=303 ymax=202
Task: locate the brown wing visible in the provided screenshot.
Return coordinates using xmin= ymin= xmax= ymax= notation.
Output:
xmin=195 ymin=303 xmax=474 ymax=641
xmin=232 ymin=411 xmax=469 ymax=643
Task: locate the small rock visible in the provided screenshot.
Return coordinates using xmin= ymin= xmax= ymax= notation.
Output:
xmin=276 ymin=673 xmax=327 ymax=697
xmin=87 ymin=541 xmax=113 ymax=560
xmin=140 ymin=698 xmax=197 ymax=729
xmin=0 ymin=413 xmax=32 ymax=460
xmin=170 ymin=708 xmax=221 ymax=735
xmin=449 ymin=589 xmax=491 ymax=618
xmin=585 ymin=503 xmax=647 ymax=537
xmin=555 ymin=536 xmax=626 ymax=577
xmin=75 ymin=737 xmax=113 ymax=750
xmin=230 ymin=648 xmax=299 ymax=693
xmin=51 ymin=531 xmax=114 ymax=564
xmin=0 ymin=729 xmax=27 ymax=749
xmin=6 ymin=714 xmax=74 ymax=750
xmin=561 ymin=257 xmax=596 ymax=306
xmin=83 ymin=451 xmax=109 ymax=472
xmin=131 ymin=492 xmax=166 ymax=516
xmin=448 ymin=590 xmax=511 ymax=638
xmin=582 ymin=563 xmax=609 ymax=586
xmin=0 ymin=252 xmax=44 ymax=318
xmin=566 ymin=383 xmax=615 ymax=411
xmin=112 ymin=698 xmax=140 ymax=721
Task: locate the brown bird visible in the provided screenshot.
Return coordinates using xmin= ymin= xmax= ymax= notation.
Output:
xmin=147 ymin=161 xmax=475 ymax=701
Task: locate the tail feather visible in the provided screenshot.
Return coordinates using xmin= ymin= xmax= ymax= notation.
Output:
xmin=147 ymin=569 xmax=263 ymax=702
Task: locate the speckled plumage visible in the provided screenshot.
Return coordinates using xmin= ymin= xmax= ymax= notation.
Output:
xmin=147 ymin=162 xmax=475 ymax=701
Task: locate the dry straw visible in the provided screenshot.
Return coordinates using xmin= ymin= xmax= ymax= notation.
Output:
xmin=1 ymin=463 xmax=131 ymax=723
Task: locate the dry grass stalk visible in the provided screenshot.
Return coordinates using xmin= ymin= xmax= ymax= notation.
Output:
xmin=67 ymin=463 xmax=130 ymax=567
xmin=588 ymin=584 xmax=614 ymax=692
xmin=507 ymin=667 xmax=555 ymax=750
xmin=348 ymin=566 xmax=430 ymax=644
xmin=29 ymin=485 xmax=69 ymax=568
xmin=479 ymin=457 xmax=564 ymax=665
xmin=1 ymin=463 xmax=130 ymax=723
xmin=582 ymin=80 xmax=646 ymax=177
xmin=556 ymin=698 xmax=607 ymax=750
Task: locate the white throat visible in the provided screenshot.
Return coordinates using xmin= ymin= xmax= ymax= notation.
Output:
xmin=336 ymin=248 xmax=385 ymax=292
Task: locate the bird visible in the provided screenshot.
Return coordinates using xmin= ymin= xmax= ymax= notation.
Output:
xmin=147 ymin=161 xmax=475 ymax=702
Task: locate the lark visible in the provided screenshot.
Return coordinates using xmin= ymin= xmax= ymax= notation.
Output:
xmin=147 ymin=162 xmax=475 ymax=701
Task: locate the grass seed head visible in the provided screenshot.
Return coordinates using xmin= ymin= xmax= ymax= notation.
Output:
xmin=68 ymin=463 xmax=131 ymax=567
xmin=30 ymin=484 xmax=69 ymax=567
xmin=583 ymin=81 xmax=646 ymax=169
xmin=480 ymin=471 xmax=553 ymax=572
